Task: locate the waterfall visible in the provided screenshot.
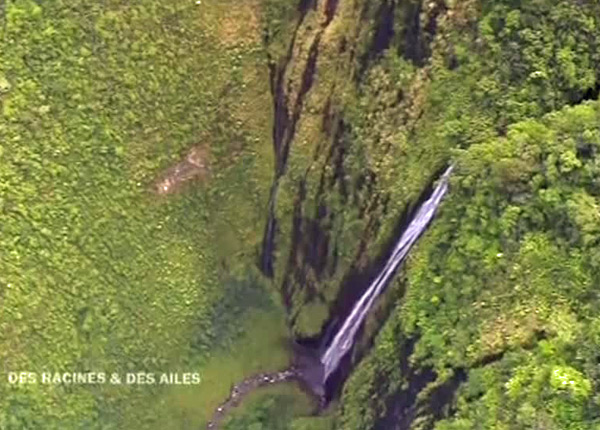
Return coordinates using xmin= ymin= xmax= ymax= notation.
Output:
xmin=320 ymin=166 xmax=453 ymax=381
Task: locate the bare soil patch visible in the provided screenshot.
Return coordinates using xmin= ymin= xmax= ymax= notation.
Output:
xmin=155 ymin=145 xmax=211 ymax=194
xmin=217 ymin=0 xmax=261 ymax=47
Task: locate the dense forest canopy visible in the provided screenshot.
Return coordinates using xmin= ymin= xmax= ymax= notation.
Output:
xmin=0 ymin=0 xmax=599 ymax=429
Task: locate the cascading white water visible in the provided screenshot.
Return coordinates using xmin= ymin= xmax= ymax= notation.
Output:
xmin=320 ymin=166 xmax=453 ymax=381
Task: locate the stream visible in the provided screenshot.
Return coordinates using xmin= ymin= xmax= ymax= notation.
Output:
xmin=205 ymin=368 xmax=299 ymax=429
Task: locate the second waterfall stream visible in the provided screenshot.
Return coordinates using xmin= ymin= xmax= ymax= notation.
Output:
xmin=320 ymin=166 xmax=454 ymax=381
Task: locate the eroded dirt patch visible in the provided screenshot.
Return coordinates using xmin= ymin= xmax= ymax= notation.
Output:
xmin=155 ymin=145 xmax=211 ymax=194
xmin=217 ymin=0 xmax=261 ymax=46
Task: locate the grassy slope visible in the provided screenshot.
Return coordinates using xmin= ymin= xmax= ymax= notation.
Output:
xmin=0 ymin=0 xmax=291 ymax=428
xmin=150 ymin=310 xmax=291 ymax=429
xmin=221 ymin=384 xmax=317 ymax=430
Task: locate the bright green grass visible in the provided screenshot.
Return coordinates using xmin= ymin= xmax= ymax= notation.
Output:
xmin=222 ymin=383 xmax=316 ymax=430
xmin=133 ymin=309 xmax=292 ymax=430
xmin=0 ymin=0 xmax=285 ymax=428
xmin=220 ymin=382 xmax=337 ymax=430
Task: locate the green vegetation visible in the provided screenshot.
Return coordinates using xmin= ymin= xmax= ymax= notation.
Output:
xmin=222 ymin=384 xmax=318 ymax=430
xmin=0 ymin=0 xmax=291 ymax=428
xmin=406 ymin=101 xmax=600 ymax=430
xmin=340 ymin=100 xmax=600 ymax=430
xmin=151 ymin=309 xmax=291 ymax=429
xmin=259 ymin=0 xmax=600 ymax=428
xmin=264 ymin=0 xmax=600 ymax=340
xmin=220 ymin=383 xmax=337 ymax=430
xmin=2 ymin=0 xmax=600 ymax=428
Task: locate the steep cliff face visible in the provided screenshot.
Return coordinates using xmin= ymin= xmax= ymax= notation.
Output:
xmin=263 ymin=0 xmax=452 ymax=339
xmin=263 ymin=0 xmax=600 ymax=341
xmin=259 ymin=0 xmax=600 ymax=428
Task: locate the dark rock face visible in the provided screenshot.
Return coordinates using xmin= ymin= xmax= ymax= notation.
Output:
xmin=255 ymin=0 xmax=457 ymax=421
xmin=258 ymin=0 xmax=450 ymax=396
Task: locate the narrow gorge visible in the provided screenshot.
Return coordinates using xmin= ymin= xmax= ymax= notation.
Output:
xmin=211 ymin=0 xmax=600 ymax=428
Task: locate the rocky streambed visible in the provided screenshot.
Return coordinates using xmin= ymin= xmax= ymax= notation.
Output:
xmin=205 ymin=368 xmax=301 ymax=429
